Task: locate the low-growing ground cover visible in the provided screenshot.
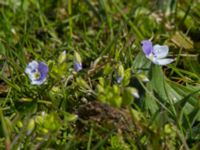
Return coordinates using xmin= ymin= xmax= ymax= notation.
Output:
xmin=0 ymin=0 xmax=200 ymax=149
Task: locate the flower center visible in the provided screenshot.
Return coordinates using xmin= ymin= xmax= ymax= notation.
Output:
xmin=33 ymin=71 xmax=41 ymax=80
xmin=148 ymin=53 xmax=155 ymax=61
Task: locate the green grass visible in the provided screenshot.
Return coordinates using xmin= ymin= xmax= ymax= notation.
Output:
xmin=0 ymin=0 xmax=200 ymax=149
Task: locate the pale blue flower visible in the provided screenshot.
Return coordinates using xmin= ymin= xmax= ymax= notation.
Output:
xmin=141 ymin=40 xmax=174 ymax=65
xmin=25 ymin=61 xmax=48 ymax=85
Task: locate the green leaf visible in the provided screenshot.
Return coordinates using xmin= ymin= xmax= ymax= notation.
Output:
xmin=132 ymin=52 xmax=151 ymax=70
xmin=150 ymin=65 xmax=167 ymax=100
xmin=144 ymin=83 xmax=159 ymax=114
xmin=169 ymin=81 xmax=199 ymax=108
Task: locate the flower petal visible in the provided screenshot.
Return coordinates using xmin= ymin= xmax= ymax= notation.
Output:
xmin=25 ymin=61 xmax=38 ymax=75
xmin=74 ymin=62 xmax=82 ymax=72
xmin=153 ymin=58 xmax=174 ymax=66
xmin=31 ymin=80 xmax=45 ymax=85
xmin=37 ymin=62 xmax=48 ymax=81
xmin=152 ymin=44 xmax=169 ymax=59
xmin=141 ymin=40 xmax=153 ymax=56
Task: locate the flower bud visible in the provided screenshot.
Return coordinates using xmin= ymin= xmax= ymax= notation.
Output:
xmin=26 ymin=119 xmax=35 ymax=135
xmin=74 ymin=51 xmax=82 ymax=72
xmin=116 ymin=64 xmax=124 ymax=83
xmin=17 ymin=121 xmax=23 ymax=128
xmin=76 ymin=78 xmax=90 ymax=89
xmin=126 ymin=87 xmax=140 ymax=99
xmin=137 ymin=73 xmax=149 ymax=82
xmin=74 ymin=51 xmax=82 ymax=64
xmin=58 ymin=50 xmax=67 ymax=64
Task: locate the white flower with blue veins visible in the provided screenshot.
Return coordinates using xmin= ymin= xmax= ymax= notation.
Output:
xmin=141 ymin=40 xmax=174 ymax=65
xmin=25 ymin=61 xmax=49 ymax=85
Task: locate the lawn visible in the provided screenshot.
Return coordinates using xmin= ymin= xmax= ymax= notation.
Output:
xmin=0 ymin=0 xmax=200 ymax=149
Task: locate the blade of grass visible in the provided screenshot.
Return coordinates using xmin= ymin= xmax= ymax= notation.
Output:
xmin=68 ymin=0 xmax=73 ymax=43
xmin=87 ymin=127 xmax=93 ymax=150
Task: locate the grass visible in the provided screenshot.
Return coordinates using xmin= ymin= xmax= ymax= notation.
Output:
xmin=0 ymin=0 xmax=200 ymax=149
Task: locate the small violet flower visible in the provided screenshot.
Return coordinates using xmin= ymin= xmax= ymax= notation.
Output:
xmin=141 ymin=40 xmax=174 ymax=65
xmin=74 ymin=62 xmax=82 ymax=72
xmin=25 ymin=60 xmax=48 ymax=85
